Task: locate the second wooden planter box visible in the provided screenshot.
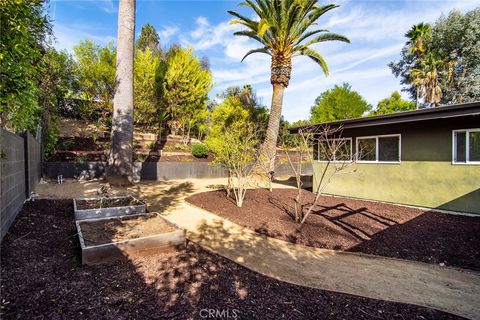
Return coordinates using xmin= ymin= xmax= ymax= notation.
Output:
xmin=74 ymin=195 xmax=146 ymax=220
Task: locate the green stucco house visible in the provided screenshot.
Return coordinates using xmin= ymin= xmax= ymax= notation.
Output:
xmin=291 ymin=102 xmax=480 ymax=214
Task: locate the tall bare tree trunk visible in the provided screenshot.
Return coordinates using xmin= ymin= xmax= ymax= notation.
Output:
xmin=258 ymin=83 xmax=285 ymax=172
xmin=107 ymin=0 xmax=135 ymax=186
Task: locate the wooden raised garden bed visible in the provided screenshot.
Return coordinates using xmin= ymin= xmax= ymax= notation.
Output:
xmin=74 ymin=195 xmax=146 ymax=220
xmin=76 ymin=213 xmax=186 ymax=265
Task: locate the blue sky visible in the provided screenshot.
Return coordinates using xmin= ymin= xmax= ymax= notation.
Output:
xmin=47 ymin=0 xmax=479 ymax=121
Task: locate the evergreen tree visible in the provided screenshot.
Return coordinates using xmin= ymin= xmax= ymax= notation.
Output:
xmin=134 ymin=48 xmax=161 ymax=126
xmin=136 ymin=23 xmax=160 ymax=54
xmin=159 ymin=46 xmax=212 ymax=142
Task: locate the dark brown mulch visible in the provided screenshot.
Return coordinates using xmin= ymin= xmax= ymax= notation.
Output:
xmin=57 ymin=137 xmax=109 ymax=151
xmin=186 ymin=189 xmax=480 ymax=270
xmin=0 ymin=200 xmax=462 ymax=319
xmin=76 ymin=196 xmax=142 ymax=210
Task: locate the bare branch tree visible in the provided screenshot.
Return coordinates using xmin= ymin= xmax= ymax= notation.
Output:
xmin=283 ymin=124 xmax=357 ymax=224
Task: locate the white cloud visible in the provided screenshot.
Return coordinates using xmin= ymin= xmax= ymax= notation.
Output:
xmin=53 ymin=22 xmax=115 ymax=52
xmin=182 ymin=17 xmax=240 ymax=51
xmin=325 ymin=0 xmax=479 ymax=43
xmin=159 ymin=26 xmax=179 ymax=45
xmin=330 ymin=43 xmax=404 ymax=73
xmin=95 ymin=0 xmax=117 ymax=14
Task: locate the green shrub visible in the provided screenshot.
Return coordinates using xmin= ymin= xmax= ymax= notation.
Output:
xmin=61 ymin=139 xmax=74 ymax=150
xmin=174 ymin=143 xmax=190 ymax=151
xmin=146 ymin=141 xmax=155 ymax=150
xmin=191 ymin=143 xmax=209 ymax=158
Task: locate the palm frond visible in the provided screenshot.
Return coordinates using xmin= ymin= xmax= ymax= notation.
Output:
xmin=234 ymin=30 xmax=264 ymax=43
xmin=241 ymin=0 xmax=265 ymax=19
xmin=229 ymin=0 xmax=348 ymax=77
xmin=295 ymin=29 xmax=329 ymax=45
xmin=258 ymin=18 xmax=271 ymax=36
xmin=296 ymin=47 xmax=329 ymax=75
xmin=227 ymin=10 xmax=258 ymax=30
xmin=299 ymin=33 xmax=350 ymax=47
xmin=241 ymin=47 xmax=271 ymax=62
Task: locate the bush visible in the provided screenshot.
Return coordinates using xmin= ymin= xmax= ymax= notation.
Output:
xmin=146 ymin=141 xmax=155 ymax=150
xmin=191 ymin=143 xmax=209 ymax=158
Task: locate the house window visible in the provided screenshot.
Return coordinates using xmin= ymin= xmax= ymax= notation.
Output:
xmin=318 ymin=138 xmax=352 ymax=162
xmin=453 ymin=129 xmax=480 ymax=164
xmin=356 ymin=134 xmax=401 ymax=163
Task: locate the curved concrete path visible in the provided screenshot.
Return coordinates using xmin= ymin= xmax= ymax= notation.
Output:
xmin=36 ymin=178 xmax=480 ymax=319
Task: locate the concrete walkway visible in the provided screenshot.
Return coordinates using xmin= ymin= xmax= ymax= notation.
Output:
xmin=36 ymin=178 xmax=480 ymax=319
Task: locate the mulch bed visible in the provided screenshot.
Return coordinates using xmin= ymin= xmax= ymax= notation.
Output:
xmin=57 ymin=137 xmax=109 ymax=151
xmin=0 ymin=199 xmax=462 ymax=319
xmin=187 ymin=189 xmax=480 ymax=270
xmin=76 ymin=196 xmax=142 ymax=210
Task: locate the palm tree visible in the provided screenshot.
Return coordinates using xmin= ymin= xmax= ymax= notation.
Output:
xmin=228 ymin=0 xmax=349 ymax=172
xmin=107 ymin=0 xmax=136 ymax=185
xmin=405 ymin=22 xmax=431 ymax=108
xmin=410 ymin=53 xmax=442 ymax=107
xmin=405 ymin=22 xmax=431 ymax=56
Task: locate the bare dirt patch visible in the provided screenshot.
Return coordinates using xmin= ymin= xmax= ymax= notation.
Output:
xmin=0 ymin=199 xmax=462 ymax=319
xmin=79 ymin=215 xmax=176 ymax=246
xmin=187 ymin=189 xmax=480 ymax=270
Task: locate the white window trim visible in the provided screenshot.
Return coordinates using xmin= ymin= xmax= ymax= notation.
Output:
xmin=356 ymin=134 xmax=401 ymax=163
xmin=317 ymin=137 xmax=353 ymax=163
xmin=452 ymin=128 xmax=480 ymax=165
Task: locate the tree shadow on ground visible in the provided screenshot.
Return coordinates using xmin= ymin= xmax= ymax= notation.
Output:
xmin=187 ymin=189 xmax=480 ymax=270
xmin=0 ymin=199 xmax=472 ymax=319
xmin=347 ymin=210 xmax=480 ymax=270
xmin=129 ymin=181 xmax=194 ymax=213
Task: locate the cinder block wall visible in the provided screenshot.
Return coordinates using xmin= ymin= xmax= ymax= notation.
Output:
xmin=25 ymin=133 xmax=41 ymax=195
xmin=0 ymin=129 xmax=41 ymax=241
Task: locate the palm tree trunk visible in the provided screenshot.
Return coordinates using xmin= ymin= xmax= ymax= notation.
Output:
xmin=416 ymin=87 xmax=420 ymax=109
xmin=258 ymin=83 xmax=285 ymax=172
xmin=106 ymin=0 xmax=135 ymax=186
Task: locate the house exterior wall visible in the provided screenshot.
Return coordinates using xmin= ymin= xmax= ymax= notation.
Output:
xmin=312 ymin=116 xmax=480 ymax=214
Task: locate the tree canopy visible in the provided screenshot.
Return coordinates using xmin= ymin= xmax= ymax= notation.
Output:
xmin=228 ymin=0 xmax=350 ymax=172
xmin=310 ymin=83 xmax=371 ymax=123
xmin=371 ymin=92 xmax=416 ymax=116
xmin=38 ymin=48 xmax=76 ymax=155
xmin=228 ymin=0 xmax=349 ymax=85
xmin=136 ymin=23 xmax=160 ymax=54
xmin=73 ymin=40 xmax=116 ymax=120
xmin=389 ymin=8 xmax=480 ymax=105
xmin=134 ymin=48 xmax=161 ymax=126
xmin=0 ymin=0 xmax=51 ymax=131
xmin=159 ymin=46 xmax=213 ymax=141
xmin=218 ymin=85 xmax=269 ymax=131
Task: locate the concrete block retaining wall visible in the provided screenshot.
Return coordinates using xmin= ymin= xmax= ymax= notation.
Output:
xmin=0 ymin=129 xmax=41 ymax=241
